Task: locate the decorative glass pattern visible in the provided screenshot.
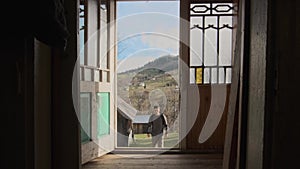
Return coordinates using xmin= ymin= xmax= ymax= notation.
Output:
xmin=190 ymin=3 xmax=237 ymax=84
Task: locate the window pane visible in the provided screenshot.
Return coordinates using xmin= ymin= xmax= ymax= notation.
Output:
xmin=219 ymin=68 xmax=225 ymax=83
xmin=190 ymin=3 xmax=234 ymax=85
xmin=190 ymin=17 xmax=203 ymax=66
xmin=101 ymin=71 xmax=109 ymax=83
xmin=190 ymin=68 xmax=195 ymax=84
xmin=226 ymin=68 xmax=232 ymax=83
xmin=100 ymin=0 xmax=108 ymax=69
xmin=95 ymin=70 xmax=100 ymax=82
xmin=219 ymin=16 xmax=232 ymax=66
xmin=97 ymin=92 xmax=110 ymax=137
xmin=80 ymin=93 xmax=91 ymax=143
xmin=204 ymin=17 xmax=217 ymax=66
xmin=211 ymin=68 xmax=217 ymax=84
xmin=84 ymin=69 xmax=92 ymax=81
xmin=196 ymin=68 xmax=203 ymax=84
xmin=204 ymin=68 xmax=210 ymax=84
xmin=87 ymin=0 xmax=98 ymax=67
xmin=80 ymin=67 xmax=83 ymax=81
xmin=79 ymin=5 xmax=85 ymax=65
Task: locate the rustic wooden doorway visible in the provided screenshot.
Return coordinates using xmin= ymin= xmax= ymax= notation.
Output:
xmin=115 ymin=0 xmax=181 ymax=151
xmin=180 ymin=0 xmax=237 ymax=152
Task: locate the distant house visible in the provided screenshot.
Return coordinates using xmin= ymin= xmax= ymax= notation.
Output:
xmin=132 ymin=115 xmax=151 ymax=134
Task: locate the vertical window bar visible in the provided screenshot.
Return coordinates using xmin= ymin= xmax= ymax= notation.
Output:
xmin=199 ymin=14 xmax=205 ymax=85
xmin=195 ymin=68 xmax=197 ymax=84
xmin=81 ymin=67 xmax=85 ymax=81
xmin=99 ymin=70 xmax=103 ymax=82
xmin=208 ymin=67 xmax=211 ymax=84
xmin=202 ymin=66 xmax=204 ymax=84
xmin=209 ymin=67 xmax=212 ymax=83
xmin=216 ymin=15 xmax=220 ymax=83
xmin=84 ymin=0 xmax=88 ymax=66
xmin=210 ymin=3 xmax=213 ymax=15
xmin=224 ymin=67 xmax=227 ymax=84
xmin=202 ymin=15 xmax=205 ymax=67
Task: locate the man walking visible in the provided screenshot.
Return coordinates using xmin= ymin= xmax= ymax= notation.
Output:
xmin=147 ymin=105 xmax=168 ymax=147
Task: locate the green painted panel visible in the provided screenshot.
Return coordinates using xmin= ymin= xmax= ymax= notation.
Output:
xmin=80 ymin=93 xmax=91 ymax=143
xmin=97 ymin=92 xmax=110 ymax=137
xmin=81 ymin=128 xmax=90 ymax=144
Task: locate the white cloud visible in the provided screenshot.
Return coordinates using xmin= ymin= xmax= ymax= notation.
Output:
xmin=118 ymin=13 xmax=179 ymax=35
xmin=140 ymin=28 xmax=179 ymax=53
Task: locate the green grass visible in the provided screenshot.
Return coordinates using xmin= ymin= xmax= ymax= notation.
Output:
xmin=129 ymin=132 xmax=179 ymax=148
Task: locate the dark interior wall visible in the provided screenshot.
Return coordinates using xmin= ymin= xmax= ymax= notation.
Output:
xmin=1 ymin=37 xmax=34 ymax=169
xmin=51 ymin=0 xmax=80 ymax=168
xmin=2 ymin=40 xmax=23 ymax=169
xmin=1 ymin=2 xmax=35 ymax=168
xmin=265 ymin=0 xmax=300 ymax=169
xmin=1 ymin=0 xmax=80 ymax=168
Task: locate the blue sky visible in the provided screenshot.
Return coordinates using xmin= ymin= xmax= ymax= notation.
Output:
xmin=117 ymin=1 xmax=180 ymax=73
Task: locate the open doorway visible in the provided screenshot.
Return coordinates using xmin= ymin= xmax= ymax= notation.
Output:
xmin=116 ymin=1 xmax=180 ymax=149
xmin=78 ymin=0 xmax=238 ymax=165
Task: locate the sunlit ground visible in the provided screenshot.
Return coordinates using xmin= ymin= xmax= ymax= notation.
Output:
xmin=129 ymin=132 xmax=179 ymax=148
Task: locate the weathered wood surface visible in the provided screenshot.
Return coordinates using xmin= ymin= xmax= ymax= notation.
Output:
xmin=83 ymin=154 xmax=223 ymax=169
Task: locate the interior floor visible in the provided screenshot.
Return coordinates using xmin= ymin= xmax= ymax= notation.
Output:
xmin=82 ymin=153 xmax=223 ymax=169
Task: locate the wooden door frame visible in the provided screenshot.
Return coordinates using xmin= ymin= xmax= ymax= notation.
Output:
xmin=51 ymin=0 xmax=81 ymax=168
xmin=180 ymin=0 xmax=237 ymax=152
xmin=179 ymin=0 xmax=190 ymax=151
xmin=79 ymin=0 xmax=117 ymax=164
xmin=113 ymin=0 xmax=183 ymax=152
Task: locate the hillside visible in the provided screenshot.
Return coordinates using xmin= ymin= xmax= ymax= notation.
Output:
xmin=118 ymin=55 xmax=178 ymax=75
xmin=117 ymin=55 xmax=180 ymax=131
xmin=117 ymin=55 xmax=179 ymax=104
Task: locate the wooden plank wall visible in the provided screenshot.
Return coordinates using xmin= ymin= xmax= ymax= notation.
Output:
xmin=186 ymin=85 xmax=230 ymax=152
